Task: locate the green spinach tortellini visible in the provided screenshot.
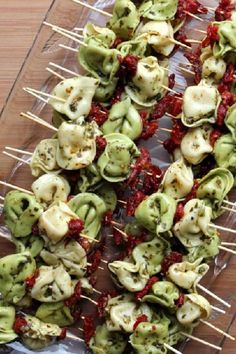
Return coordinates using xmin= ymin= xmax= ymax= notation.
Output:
xmin=4 ymin=191 xmax=43 ymax=238
xmin=68 ymin=192 xmax=107 ymax=239
xmin=118 ymin=33 xmax=150 ymax=57
xmin=139 ymin=0 xmax=178 ymax=21
xmin=40 ymin=239 xmax=87 ymax=278
xmin=160 ymin=158 xmax=194 ymax=199
xmin=56 ymin=121 xmax=98 ymax=170
xmin=105 ymin=294 xmax=153 ymax=333
xmin=107 ymin=0 xmax=140 ymax=40
xmin=95 ymin=183 xmax=117 ymax=211
xmin=14 ymin=234 xmax=44 ymax=258
xmin=196 ymin=167 xmax=234 ymax=218
xmin=167 ymin=258 xmax=209 ymax=291
xmin=31 ymin=265 xmax=74 ymax=303
xmin=49 ymin=76 xmax=98 ymax=121
xmin=89 ymin=323 xmax=127 ymax=354
xmin=214 ymin=134 xmax=236 ymax=176
xmin=181 ymin=82 xmax=221 ymax=127
xmin=225 ymin=103 xmax=236 ymax=140
xmin=97 ymin=133 xmax=140 ymax=182
xmin=176 ymin=294 xmax=211 ymax=327
xmin=36 ymin=301 xmax=74 ymax=327
xmin=30 ymin=139 xmax=60 ymax=177
xmin=0 ymin=252 xmax=36 ymax=304
xmin=102 ymin=97 xmax=143 ymax=140
xmin=213 ymin=20 xmax=236 ymax=59
xmin=185 ymin=231 xmax=220 ymax=263
xmin=135 ymin=192 xmax=176 ymax=234
xmin=31 ymin=173 xmax=70 ymax=208
xmin=141 ymin=281 xmax=180 ymax=309
xmin=83 ymin=23 xmax=116 ymax=48
xmin=173 ymin=199 xmax=213 ymax=248
xmin=76 ymin=162 xmax=102 ymax=193
xmin=0 ymin=306 xmax=18 ymax=344
xmin=125 ymin=56 xmax=168 ymax=107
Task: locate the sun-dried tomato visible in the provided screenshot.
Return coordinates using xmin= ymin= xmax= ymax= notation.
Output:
xmin=64 ymin=282 xmax=81 ymax=307
xmin=163 ymin=138 xmax=178 ymax=154
xmin=110 ymin=85 xmax=124 ymax=106
xmin=57 ymin=328 xmax=67 ymax=341
xmin=25 ymin=269 xmax=39 ymax=289
xmin=175 ymin=293 xmax=185 ymax=308
xmin=140 ymin=120 xmax=158 ymax=140
xmin=118 ymin=54 xmax=139 ymax=78
xmin=126 ymin=191 xmax=146 ymax=216
xmin=97 ymin=290 xmax=118 ymax=318
xmin=174 ymin=203 xmax=184 ymax=223
xmin=71 ymin=307 xmax=82 ymax=320
xmin=133 ymin=315 xmax=148 ymax=331
xmin=112 ymin=227 xmax=124 ymax=245
xmin=186 ymin=0 xmax=208 ymax=14
xmin=127 ymin=148 xmax=151 ymax=188
xmin=143 ymin=165 xmax=163 ymax=195
xmin=13 ymin=315 xmax=28 ymax=335
xmin=210 ymin=129 xmax=222 ymax=146
xmin=111 ymin=37 xmax=123 ymax=48
xmin=215 ymin=0 xmax=236 ymax=21
xmin=135 ymin=277 xmax=159 ymax=300
xmin=175 ymin=29 xmax=191 ymax=48
xmin=184 ymin=48 xmax=202 ymax=84
xmin=184 ymin=180 xmax=199 ymax=204
xmin=67 ymin=219 xmax=84 ymax=240
xmin=87 ymin=250 xmax=102 ymax=276
xmin=151 ymin=95 xmax=183 ymax=121
xmin=202 ymin=24 xmax=219 ymax=48
xmin=217 ymin=102 xmax=228 ymax=127
xmin=95 ymin=136 xmax=107 ymax=159
xmin=161 ymin=252 xmax=183 ymax=275
xmin=223 ymin=64 xmax=235 ymax=86
xmin=102 ymin=210 xmax=113 ymax=226
xmin=83 ymin=315 xmax=95 ymax=345
xmin=125 ymin=233 xmax=147 ymax=257
xmin=171 ymin=119 xmax=187 ymax=145
xmin=87 ymin=102 xmax=109 ymax=126
xmin=168 ymin=74 xmax=176 ymax=89
xmin=31 ymin=222 xmax=40 ymax=236
xmin=78 ymin=238 xmax=91 ymax=253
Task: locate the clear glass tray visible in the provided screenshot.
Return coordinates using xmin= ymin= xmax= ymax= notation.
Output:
xmin=0 ymin=0 xmax=236 ymax=353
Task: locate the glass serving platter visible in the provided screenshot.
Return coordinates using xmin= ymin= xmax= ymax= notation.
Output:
xmin=0 ymin=0 xmax=236 ymax=353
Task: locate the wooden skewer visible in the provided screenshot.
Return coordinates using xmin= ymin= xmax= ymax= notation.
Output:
xmin=211 ymin=305 xmax=226 ymax=315
xmin=179 ymin=66 xmax=195 ymax=76
xmin=59 ymin=43 xmax=78 ymax=52
xmin=157 ymin=139 xmax=164 ymax=144
xmin=80 ymin=294 xmax=97 ymax=305
xmin=200 ymin=319 xmax=235 ymax=341
xmin=23 ymin=87 xmax=48 ymax=104
xmin=193 ymin=28 xmax=207 ymax=34
xmin=72 ymin=0 xmax=112 ymax=17
xmin=113 ymin=226 xmax=127 ymax=238
xmin=209 ymin=223 xmax=236 ymax=235
xmin=161 ymin=85 xmax=182 ymax=96
xmin=80 ymin=233 xmax=99 ymax=243
xmin=52 ymin=27 xmax=87 ymax=47
xmin=181 ymin=332 xmax=222 ymax=351
xmin=219 ymin=245 xmax=236 ymax=255
xmin=66 ymin=332 xmax=84 ymax=342
xmin=185 ymin=39 xmax=202 ymax=44
xmin=159 ymin=127 xmax=171 ymax=133
xmin=223 ymin=200 xmax=236 ymax=207
xmin=184 ymin=11 xmax=205 ymax=21
xmin=24 ymin=87 xmax=66 ymax=102
xmin=111 ymin=220 xmax=124 ymax=227
xmin=166 ymin=112 xmax=179 ymax=119
xmin=197 ymin=283 xmax=231 ymax=308
xmin=221 ymin=206 xmax=236 ymax=213
xmin=46 ymin=67 xmax=66 ymax=80
xmin=0 ymin=232 xmax=13 ymax=242
xmin=43 ymin=21 xmax=84 ymax=39
xmin=87 ymin=262 xmax=104 ymax=271
xmin=92 ymin=288 xmax=102 ymax=295
xmin=49 ymin=62 xmax=79 ymax=77
xmin=163 ymin=344 xmax=182 ymax=354
xmin=5 ymin=146 xmax=33 ymax=156
xmin=20 ymin=112 xmax=58 ymax=132
xmin=169 ymin=38 xmax=191 ymax=49
xmin=118 ymin=199 xmax=127 ymax=205
xmin=221 ymin=242 xmax=236 ymax=247
xmin=0 ymin=196 xmax=4 ymax=201
xmin=3 ymin=151 xmax=30 ymax=165
xmin=0 ymin=181 xmax=33 ymax=195
xmin=100 ymin=259 xmax=108 ymax=264
xmin=74 ymin=27 xmax=84 ymax=32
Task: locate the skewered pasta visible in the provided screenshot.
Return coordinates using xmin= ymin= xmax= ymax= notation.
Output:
xmin=141 ymin=281 xmax=180 ymax=308
xmin=30 ymin=139 xmax=60 ymax=177
xmin=139 ymin=0 xmax=178 ymax=21
xmin=0 ymin=306 xmax=18 ymax=344
xmin=36 ymin=301 xmax=74 ymax=327
xmin=176 ymin=294 xmax=211 ymax=326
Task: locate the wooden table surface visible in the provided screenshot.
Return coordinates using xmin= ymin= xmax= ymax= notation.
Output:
xmin=0 ymin=1 xmax=235 ymax=353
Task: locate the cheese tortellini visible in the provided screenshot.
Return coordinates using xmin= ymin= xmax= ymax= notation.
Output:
xmin=135 ymin=192 xmax=176 ymax=234
xmin=0 ymin=252 xmax=36 ymax=304
xmin=181 ymin=83 xmax=221 ymax=127
xmin=108 ymin=0 xmax=140 ymax=40
xmin=138 ymin=21 xmax=175 ymax=56
xmin=40 ymin=239 xmax=87 ymax=278
xmin=49 ymin=77 xmax=98 ymax=121
xmin=38 ymin=201 xmax=78 ymax=244
xmin=83 ymin=23 xmax=116 ymax=48
xmin=160 ymin=158 xmax=194 ymax=199
xmin=125 ymin=56 xmax=168 ymax=107
xmin=56 ymin=121 xmax=98 ymax=170
xmin=0 ymin=306 xmax=18 ymax=344
xmin=142 ymin=281 xmax=180 ymax=309
xmin=196 ymin=167 xmax=234 ymax=218
xmin=36 ymin=301 xmax=74 ymax=327
xmin=202 ymin=56 xmax=226 ymax=81
xmin=4 ymin=191 xmax=43 ymax=238
xmin=14 ymin=234 xmax=44 ymax=258
xmin=167 ymin=258 xmax=209 ymax=290
xmin=102 ymin=97 xmax=143 ymax=140
xmin=176 ymin=294 xmax=211 ymax=326
xmin=31 ymin=174 xmax=70 ymax=208
xmin=214 ymin=134 xmax=236 ymax=176
xmin=213 ymin=20 xmax=236 ymax=58
xmin=173 ymin=199 xmax=212 ymax=248
xmin=68 ymin=192 xmax=107 ymax=239
xmin=30 ymin=139 xmax=60 ymax=177
xmin=225 ymin=103 xmax=236 ymax=141
xmin=139 ymin=0 xmax=178 ymax=21
xmin=105 ymin=294 xmax=153 ymax=332
xmin=180 ymin=125 xmax=213 ymax=165
xmin=97 ymin=133 xmax=140 ymax=182
xmin=31 ymin=265 xmax=74 ymax=303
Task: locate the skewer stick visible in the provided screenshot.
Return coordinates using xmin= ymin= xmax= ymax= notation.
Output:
xmin=211 ymin=305 xmax=226 ymax=315
xmin=92 ymin=288 xmax=102 ymax=295
xmin=113 ymin=226 xmax=127 ymax=238
xmin=221 ymin=205 xmax=236 ymax=213
xmin=20 ymin=112 xmax=58 ymax=132
xmin=0 ymin=196 xmax=4 ymax=201
xmin=52 ymin=27 xmax=87 ymax=47
xmin=80 ymin=294 xmax=97 ymax=305
xmin=159 ymin=127 xmax=171 ymax=133
xmin=197 ymin=283 xmax=231 ymax=308
xmin=179 ymin=66 xmax=194 ymax=76
xmin=223 ymin=200 xmax=236 ymax=207
xmin=184 ymin=11 xmax=204 ymax=21
xmin=46 ymin=67 xmax=65 ymax=80
xmin=185 ymin=39 xmax=202 ymax=44
xmin=23 ymin=88 xmax=48 ymax=104
xmin=72 ymin=0 xmax=112 ymax=17
xmin=80 ymin=233 xmax=99 ymax=243
xmin=161 ymin=85 xmax=181 ymax=95
xmin=0 ymin=181 xmax=33 ymax=195
xmin=166 ymin=112 xmax=179 ymax=119
xmin=5 ymin=147 xmax=33 ymax=156
xmin=200 ymin=319 xmax=235 ymax=340
xmin=219 ymin=245 xmax=236 ymax=255
xmin=169 ymin=38 xmax=191 ymax=49
xmin=193 ymin=28 xmax=207 ymax=34
xmin=66 ymin=332 xmax=84 ymax=342
xmin=181 ymin=332 xmax=222 ymax=351
xmin=3 ymin=151 xmax=30 ymax=165
xmin=111 ymin=220 xmax=124 ymax=227
xmin=59 ymin=43 xmax=78 ymax=52
xmin=74 ymin=27 xmax=84 ymax=32
xmin=221 ymin=242 xmax=236 ymax=246
xmin=49 ymin=62 xmax=79 ymax=77
xmin=24 ymin=87 xmax=66 ymax=102
xmin=118 ymin=199 xmax=127 ymax=205
xmin=209 ymin=223 xmax=236 ymax=235
xmin=163 ymin=344 xmax=182 ymax=354
xmin=0 ymin=232 xmax=13 ymax=242
xmin=43 ymin=21 xmax=84 ymax=39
